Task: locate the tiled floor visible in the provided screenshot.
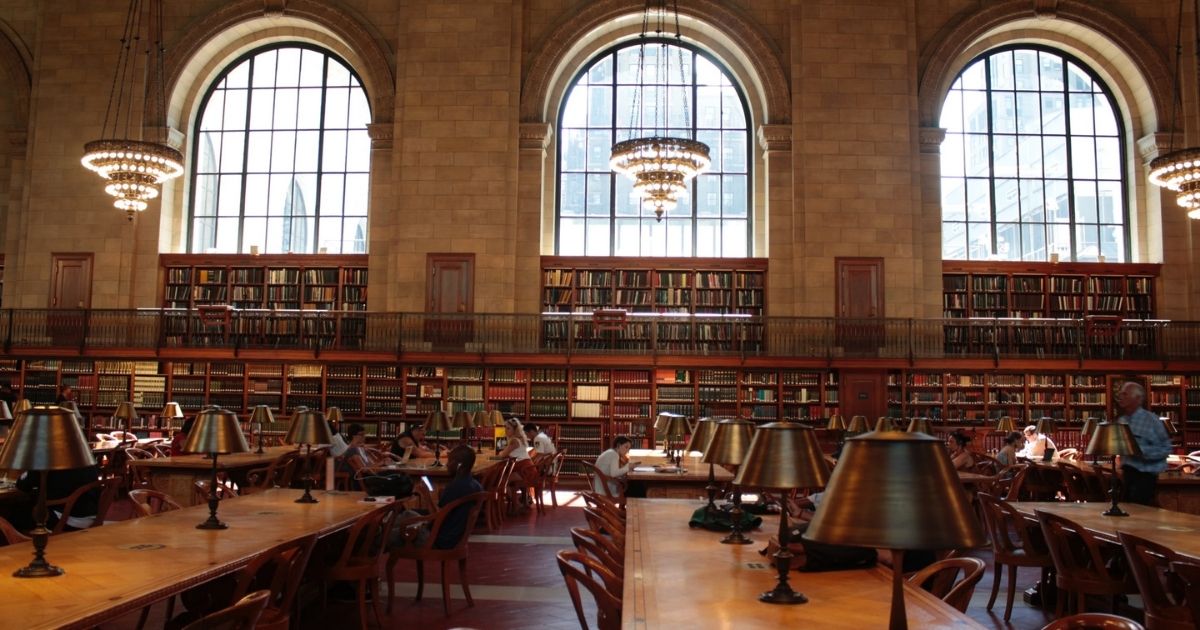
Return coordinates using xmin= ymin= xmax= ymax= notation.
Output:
xmin=110 ymin=491 xmax=1120 ymax=630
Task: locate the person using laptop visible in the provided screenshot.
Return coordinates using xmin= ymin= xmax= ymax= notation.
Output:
xmin=391 ymin=423 xmax=434 ymax=459
xmin=1017 ymin=424 xmax=1056 ymax=460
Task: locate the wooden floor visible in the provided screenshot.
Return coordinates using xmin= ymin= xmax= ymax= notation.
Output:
xmin=101 ymin=489 xmax=1078 ymax=630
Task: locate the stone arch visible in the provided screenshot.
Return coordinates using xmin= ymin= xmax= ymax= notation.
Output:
xmin=162 ymin=0 xmax=394 ymax=130
xmin=520 ymin=0 xmax=789 ymax=126
xmin=918 ymin=0 xmax=1172 ymax=134
xmin=0 ymin=20 xmax=31 ymax=122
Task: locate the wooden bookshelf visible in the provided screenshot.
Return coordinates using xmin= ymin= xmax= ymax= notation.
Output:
xmin=942 ymin=262 xmax=1158 ymax=320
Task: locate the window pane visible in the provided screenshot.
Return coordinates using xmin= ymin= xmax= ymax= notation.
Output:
xmin=696 ymin=219 xmax=719 ymax=257
xmin=1075 ymin=223 xmax=1098 ymax=261
xmin=585 ymin=174 xmax=610 ymax=216
xmin=585 ymin=219 xmax=610 ymax=255
xmin=244 ymin=174 xmax=268 ymax=215
xmin=586 ymin=130 xmax=611 ymax=171
xmin=1048 ymin=223 xmax=1071 ymax=260
xmin=345 ymin=130 xmax=370 ymax=172
xmin=242 ymin=217 xmax=267 ymax=254
xmin=324 ymin=87 xmax=350 ymax=128
xmin=249 ymin=90 xmax=273 ymax=130
xmin=561 ymin=130 xmax=585 ymax=171
xmin=1043 ymin=135 xmax=1067 ymax=178
xmin=1018 ymin=136 xmax=1042 ymax=178
xmin=723 ymin=131 xmax=747 ymax=173
xmin=1016 ymin=92 xmax=1041 ymax=132
xmin=1021 ymin=223 xmax=1046 ymax=260
xmin=962 ymin=91 xmax=988 ymax=133
xmin=993 ymin=135 xmax=1017 ymax=177
xmin=1038 ymin=51 xmax=1064 ymax=90
xmin=273 ymin=88 xmax=298 ymax=127
xmin=989 ymin=52 xmax=1014 ymax=89
xmin=723 ymin=175 xmax=747 ymax=218
xmin=559 ymin=219 xmax=585 ymax=255
xmin=721 ymin=220 xmax=747 ymax=257
xmin=696 ymin=174 xmax=720 ymax=217
xmin=1045 ymin=180 xmax=1070 ymax=222
xmin=1100 ymin=225 xmax=1123 ymax=261
xmin=1071 ymin=137 xmax=1096 ymax=179
xmin=941 ymin=133 xmax=964 ymax=177
xmin=940 ymin=91 xmax=963 ymax=131
xmin=1074 ymin=180 xmax=1097 ymax=223
xmin=1013 ymin=49 xmax=1039 ymax=90
xmin=320 ymin=174 xmax=345 ymax=216
xmin=994 ymin=179 xmax=1018 ymax=222
xmin=1097 ymin=180 xmax=1122 ymax=223
xmin=967 ymin=178 xmax=990 ymax=221
xmin=588 ymin=86 xmax=612 ymax=126
xmin=942 ymin=222 xmax=967 ymax=259
xmin=996 ymin=222 xmax=1019 ymax=259
xmin=1069 ymin=93 xmax=1094 ymax=134
xmin=964 ymin=134 xmax=990 ymax=177
xmin=270 ymin=131 xmax=296 ymax=172
xmin=1094 ymin=97 xmax=1117 ymax=136
xmin=992 ymin=92 xmax=1016 ymax=133
xmin=613 ymin=218 xmax=640 ymax=256
xmin=1041 ymin=93 xmax=1065 ymax=133
xmin=942 ymin=177 xmax=966 ymax=221
xmin=218 ymin=175 xmax=242 ymax=216
xmin=1095 ymin=137 xmax=1120 ymax=179
xmin=1020 ymin=179 xmax=1044 ymax=222
xmin=614 ymin=176 xmax=638 ymax=216
xmin=968 ymin=222 xmax=992 ymax=258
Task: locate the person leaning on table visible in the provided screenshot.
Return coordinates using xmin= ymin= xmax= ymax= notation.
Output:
xmin=1017 ymin=424 xmax=1055 ymax=459
xmin=1116 ymin=381 xmax=1173 ymax=506
xmin=593 ymin=435 xmax=639 ymax=497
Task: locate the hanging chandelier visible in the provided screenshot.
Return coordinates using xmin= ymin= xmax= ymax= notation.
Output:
xmin=610 ymin=0 xmax=710 ymax=222
xmin=80 ymin=0 xmax=183 ymax=221
xmin=1148 ymin=0 xmax=1200 ymax=217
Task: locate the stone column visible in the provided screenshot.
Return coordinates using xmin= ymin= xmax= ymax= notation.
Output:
xmin=758 ymin=124 xmax=794 ymax=317
xmin=918 ymin=126 xmax=947 ymax=319
xmin=516 ymin=122 xmax=552 ymax=314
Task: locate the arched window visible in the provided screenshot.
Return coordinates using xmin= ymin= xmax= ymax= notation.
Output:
xmin=940 ymin=46 xmax=1127 ymax=262
xmin=189 ymin=44 xmax=370 ymax=254
xmin=556 ymin=41 xmax=750 ymax=257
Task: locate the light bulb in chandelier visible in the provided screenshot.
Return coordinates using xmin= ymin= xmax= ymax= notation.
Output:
xmin=611 ymin=136 xmax=710 ymax=222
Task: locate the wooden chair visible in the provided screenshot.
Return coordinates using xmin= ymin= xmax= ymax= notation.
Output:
xmin=129 ymin=489 xmax=184 ymax=517
xmin=544 ymin=449 xmax=567 ymax=507
xmin=385 ymin=491 xmax=487 ymax=617
xmin=976 ymin=492 xmax=1053 ymax=621
xmin=242 ymin=451 xmax=300 ymax=495
xmin=581 ymin=461 xmax=626 ymax=509
xmin=570 ymin=526 xmax=624 ymax=578
xmin=1116 ymin=531 xmax=1194 ymax=630
xmin=125 ymin=447 xmax=157 ymax=488
xmin=0 ymin=516 xmax=30 ymax=545
xmin=1040 ymin=613 xmax=1145 ymax=629
xmin=971 ymin=451 xmax=1004 ymax=475
xmin=1167 ymin=559 xmax=1200 ymax=629
xmin=93 ymin=473 xmax=124 ymax=526
xmin=557 ymin=550 xmax=621 ymax=630
xmin=228 ymin=534 xmax=318 ymax=630
xmin=905 ymin=556 xmax=986 ymax=613
xmin=477 ymin=458 xmax=514 ymax=532
xmin=194 ymin=479 xmax=240 ymax=504
xmin=579 ymin=491 xmax=625 ymax=526
xmin=46 ymin=479 xmax=102 ymax=534
xmin=1037 ymin=509 xmax=1137 ymax=616
xmin=151 ymin=443 xmax=172 ymax=458
xmin=320 ymin=504 xmax=396 ymax=630
xmin=179 ymin=589 xmax=270 ymax=630
xmin=582 ymin=507 xmax=625 ymax=548
xmin=1058 ymin=462 xmax=1096 ymax=502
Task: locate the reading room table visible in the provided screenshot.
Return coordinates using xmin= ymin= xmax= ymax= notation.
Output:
xmin=129 ymin=445 xmax=297 ymax=505
xmin=1010 ymin=500 xmax=1200 ymax=559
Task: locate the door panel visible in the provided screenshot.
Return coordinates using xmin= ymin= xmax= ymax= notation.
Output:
xmin=425 ymin=254 xmax=475 ymax=348
xmin=840 ymin=370 xmax=887 ymax=421
xmin=835 ymin=258 xmax=883 ymax=352
xmin=49 ymin=253 xmax=93 ymax=348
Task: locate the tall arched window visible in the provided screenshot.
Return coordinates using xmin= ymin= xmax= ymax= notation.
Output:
xmin=556 ymin=41 xmax=750 ymax=257
xmin=940 ymin=46 xmax=1127 ymax=262
xmin=189 ymin=44 xmax=370 ymax=254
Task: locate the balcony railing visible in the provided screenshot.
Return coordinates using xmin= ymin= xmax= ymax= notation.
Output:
xmin=1 ymin=308 xmax=1194 ymax=361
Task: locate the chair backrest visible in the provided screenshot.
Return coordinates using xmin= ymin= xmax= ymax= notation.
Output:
xmin=0 ymin=516 xmax=30 ymax=545
xmin=579 ymin=491 xmax=625 ymax=525
xmin=93 ymin=474 xmax=124 ymax=526
xmin=1036 ymin=510 xmax=1126 ymax=588
xmin=570 ymin=526 xmax=624 ymax=574
xmin=423 ymin=491 xmax=488 ymax=553
xmin=151 ymin=444 xmax=172 ymax=458
xmin=582 ymin=507 xmax=625 ymax=542
xmin=1040 ymin=612 xmax=1145 ymax=629
xmin=557 ymin=549 xmax=622 ymax=630
xmin=976 ymin=493 xmax=1049 ymax=564
xmin=246 ymin=451 xmax=300 ymax=492
xmin=180 ymin=589 xmax=270 ymax=630
xmin=581 ymin=461 xmax=625 ymax=506
xmin=1057 ymin=448 xmax=1080 ymax=462
xmin=331 ymin=503 xmax=396 ymax=571
xmin=194 ymin=479 xmax=239 ymax=504
xmin=128 ymin=489 xmax=184 ymax=517
xmin=46 ymin=479 xmax=103 ymax=534
xmin=906 ymin=556 xmax=986 ymax=613
xmin=1057 ymin=462 xmax=1093 ymax=502
xmin=1117 ymin=531 xmax=1193 ymax=628
xmin=1168 ymin=559 xmax=1200 ymax=629
xmin=230 ymin=534 xmax=318 ymax=620
xmin=124 ymin=447 xmax=155 ymax=460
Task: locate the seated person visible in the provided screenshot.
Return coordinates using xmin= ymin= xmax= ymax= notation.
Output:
xmin=525 ymin=423 xmax=556 ymax=455
xmin=1017 ymin=424 xmax=1056 ymax=459
xmin=16 ymin=463 xmax=102 ymax=530
xmin=391 ymin=424 xmax=434 ymax=459
xmin=499 ymin=417 xmax=538 ymax=488
xmin=995 ymin=431 xmax=1022 ymax=467
xmin=593 ymin=436 xmax=639 ymax=497
xmin=169 ymin=417 xmax=195 ymax=456
xmin=326 ymin=418 xmax=349 ymax=457
xmin=948 ymin=431 xmax=975 ymax=471
xmin=392 ymin=444 xmax=484 ymax=548
xmin=337 ymin=423 xmax=370 ymax=475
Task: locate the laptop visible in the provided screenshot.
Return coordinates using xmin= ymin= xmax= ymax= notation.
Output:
xmin=1042 ymin=448 xmax=1056 ymax=462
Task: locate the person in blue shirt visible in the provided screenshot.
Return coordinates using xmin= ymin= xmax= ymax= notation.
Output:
xmin=432 ymin=445 xmax=485 ymax=549
xmin=1116 ymin=381 xmax=1173 ymax=505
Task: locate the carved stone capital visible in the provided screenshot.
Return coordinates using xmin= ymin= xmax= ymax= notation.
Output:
xmin=919 ymin=127 xmax=947 ymax=154
xmin=519 ymin=122 xmax=553 ymax=151
xmin=367 ymin=122 xmax=394 ymax=150
xmin=142 ymin=126 xmax=185 ymax=151
xmin=756 ymin=124 xmax=791 ymax=153
xmin=1137 ymin=132 xmax=1179 ymax=163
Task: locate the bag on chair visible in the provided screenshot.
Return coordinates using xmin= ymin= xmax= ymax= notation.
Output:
xmin=361 ymin=473 xmax=414 ymax=499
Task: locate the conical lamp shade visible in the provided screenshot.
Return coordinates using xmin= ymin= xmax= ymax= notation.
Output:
xmin=874 ymin=417 xmax=899 ymax=432
xmin=324 ymin=407 xmax=344 ymax=425
xmin=426 ymin=410 xmax=452 ymax=432
xmin=1080 ymin=417 xmax=1099 ymax=438
xmin=250 ymin=405 xmax=275 ymax=426
xmin=907 ymin=417 xmax=933 ymax=434
xmin=477 ymin=409 xmax=505 ymax=426
xmin=452 ymin=410 xmax=476 ymax=429
xmin=685 ymin=417 xmax=719 ymax=453
xmin=805 ymin=431 xmax=985 ymax=550
xmin=13 ymin=399 xmax=31 ymax=414
xmin=161 ymin=402 xmax=184 ymax=420
xmin=701 ymin=419 xmax=754 ymax=467
xmin=1035 ymin=417 xmax=1057 ymax=436
xmin=284 ymin=409 xmax=332 ymax=446
xmin=826 ymin=415 xmax=847 ymax=431
xmin=995 ymin=416 xmax=1016 ymax=433
xmin=0 ymin=400 xmax=10 ymax=421
xmin=734 ymin=422 xmax=830 ymax=490
xmin=182 ymin=407 xmax=250 ymax=455
xmin=113 ymin=402 xmax=138 ymax=423
xmin=660 ymin=414 xmax=690 ymax=438
xmin=0 ymin=405 xmax=95 ymax=471
xmin=846 ymin=415 xmax=870 ymax=433
xmin=1085 ymin=421 xmax=1143 ymax=458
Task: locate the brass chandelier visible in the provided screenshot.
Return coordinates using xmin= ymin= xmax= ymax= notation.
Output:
xmin=80 ymin=0 xmax=183 ymax=221
xmin=610 ymin=0 xmax=710 ymax=222
xmin=1148 ymin=0 xmax=1200 ymax=216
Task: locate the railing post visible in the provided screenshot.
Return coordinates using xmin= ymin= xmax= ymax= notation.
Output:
xmin=4 ymin=308 xmax=12 ymax=354
xmin=79 ymin=308 xmax=90 ymax=354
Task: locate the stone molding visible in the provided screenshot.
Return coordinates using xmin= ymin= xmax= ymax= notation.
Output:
xmin=367 ymin=122 xmax=393 ymax=151
xmin=1137 ymin=132 xmax=1180 ymax=164
xmin=757 ymin=125 xmax=791 ymax=154
xmin=919 ymin=127 xmax=947 ymax=154
xmin=519 ymin=122 xmax=553 ymax=151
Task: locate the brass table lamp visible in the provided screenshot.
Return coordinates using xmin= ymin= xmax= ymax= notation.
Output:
xmin=702 ymin=419 xmax=755 ymax=544
xmin=325 ymin=406 xmax=344 ymax=431
xmin=906 ymin=417 xmax=933 ymax=435
xmin=0 ymin=405 xmax=95 ymax=577
xmin=1035 ymin=416 xmax=1056 ymax=436
xmin=452 ymin=410 xmax=476 ymax=450
xmin=474 ymin=409 xmax=505 ymax=454
xmin=426 ymin=410 xmax=452 ymax=467
xmin=161 ymin=401 xmax=184 ymax=431
xmin=284 ymin=409 xmax=332 ymax=503
xmin=659 ymin=413 xmax=690 ymax=468
xmin=59 ymin=401 xmax=85 ymax=430
xmin=874 ymin=417 xmax=899 ymax=432
xmin=1085 ymin=421 xmax=1143 ymax=517
xmin=12 ymin=399 xmax=31 ymax=415
xmin=826 ymin=414 xmax=848 ymax=455
xmin=805 ymin=431 xmax=984 ymax=630
xmin=685 ymin=417 xmax=720 ymax=513
xmin=995 ymin=416 xmax=1017 ymax=433
xmin=846 ymin=415 xmax=870 ymax=435
xmin=184 ymin=407 xmax=250 ymax=529
xmin=733 ymin=422 xmax=829 ymax=604
xmin=655 ymin=412 xmax=685 ymax=457
xmin=249 ymin=405 xmax=275 ymax=454
xmin=112 ymin=402 xmax=138 ymax=439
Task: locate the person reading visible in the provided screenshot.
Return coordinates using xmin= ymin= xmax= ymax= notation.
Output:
xmin=391 ymin=424 xmax=434 ymax=459
xmin=525 ymin=423 xmax=556 ymax=455
xmin=1017 ymin=424 xmax=1055 ymax=460
xmin=593 ymin=436 xmax=639 ymax=497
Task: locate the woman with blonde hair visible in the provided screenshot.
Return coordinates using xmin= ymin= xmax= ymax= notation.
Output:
xmin=499 ymin=417 xmax=539 ymax=502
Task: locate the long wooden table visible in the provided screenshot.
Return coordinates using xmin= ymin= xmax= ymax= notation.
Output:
xmin=130 ymin=446 xmax=294 ymax=505
xmin=626 ymin=449 xmax=735 ymax=499
xmin=0 ymin=488 xmax=384 ymax=630
xmin=1011 ymin=501 xmax=1200 ymax=560
xmin=622 ymin=498 xmax=986 ymax=629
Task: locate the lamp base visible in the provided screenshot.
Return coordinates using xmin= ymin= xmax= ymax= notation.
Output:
xmin=1102 ymin=505 xmax=1130 ymax=517
xmin=721 ymin=530 xmax=753 ymax=545
xmin=429 ymin=461 xmax=444 ymax=468
xmin=196 ymin=518 xmax=228 ymax=530
xmin=296 ymin=476 xmax=320 ymax=504
xmin=13 ymin=562 xmax=64 ymax=578
xmin=759 ymin=587 xmax=808 ymax=605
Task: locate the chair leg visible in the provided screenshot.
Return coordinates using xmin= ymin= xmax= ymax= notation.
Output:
xmin=386 ymin=557 xmax=396 ymax=614
xmin=441 ymin=560 xmax=452 ymax=617
xmin=459 ymin=557 xmax=473 ymax=608
xmin=415 ymin=560 xmax=425 ymax=602
xmin=1004 ymin=564 xmax=1017 ymax=621
xmin=136 ymin=606 xmax=150 ymax=630
xmin=986 ymin=560 xmax=1001 ymax=611
xmin=370 ymin=579 xmax=385 ymax=628
xmin=356 ymin=579 xmax=368 ymax=630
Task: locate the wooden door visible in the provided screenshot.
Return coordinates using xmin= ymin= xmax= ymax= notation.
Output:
xmin=835 ymin=257 xmax=883 ymax=353
xmin=425 ymin=254 xmax=475 ymax=348
xmin=49 ymin=253 xmax=93 ymax=347
xmin=839 ymin=370 xmax=887 ymax=421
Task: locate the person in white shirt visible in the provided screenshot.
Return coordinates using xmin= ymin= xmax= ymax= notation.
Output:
xmin=499 ymin=417 xmax=538 ymax=487
xmin=593 ymin=436 xmax=639 ymax=497
xmin=525 ymin=423 xmax=556 ymax=455
xmin=1017 ymin=424 xmax=1056 ymax=459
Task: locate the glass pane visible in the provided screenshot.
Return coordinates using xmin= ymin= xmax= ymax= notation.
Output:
xmin=298 ymin=50 xmax=324 ymax=87
xmin=319 ymin=174 xmax=345 ymax=216
xmin=666 ymin=220 xmax=692 ymax=257
xmin=326 ymin=61 xmax=350 ymax=87
xmin=996 ymin=222 xmax=1019 ymax=259
xmin=960 ymin=61 xmax=986 ymax=90
xmin=201 ymin=92 xmax=226 ymax=131
xmin=1045 ymin=179 xmax=1070 ymax=222
xmin=252 ymin=51 xmax=277 ymax=88
xmin=1095 ymin=137 xmax=1120 ymax=179
xmin=696 ymin=174 xmax=720 ymax=217
xmin=666 ymin=86 xmax=689 ymax=128
xmin=1097 ymin=180 xmax=1122 ymax=223
xmin=1075 ymin=223 xmax=1098 ymax=261
xmin=324 ymin=87 xmax=350 ymax=128
xmin=249 ymin=90 xmax=274 ymax=130
xmin=588 ymin=55 xmax=612 ymax=83
xmin=267 ymin=174 xmax=293 ymax=216
xmin=275 ymin=48 xmax=301 ymax=88
xmin=1068 ymin=93 xmax=1094 ymax=134
xmin=697 ymin=87 xmax=721 ymax=128
xmin=559 ymin=219 xmax=585 ymax=255
xmin=966 ymin=178 xmax=991 ymax=221
xmin=344 ymin=174 xmax=368 ymax=214
xmin=345 ymin=130 xmax=369 ymax=172
xmin=723 ymin=175 xmax=747 ymax=218
xmin=613 ymin=218 xmax=639 ymax=256
xmin=191 ymin=218 xmax=216 ymax=251
xmin=270 ymin=131 xmax=296 ymax=172
xmin=218 ymin=175 xmax=242 ymax=216
xmin=246 ymin=131 xmax=271 ymax=171
xmin=347 ymin=89 xmax=370 ymax=127
xmin=721 ymin=88 xmax=746 ymax=127
xmin=697 ymin=130 xmax=721 ymax=171
xmin=588 ymin=86 xmax=612 ymax=126
xmin=992 ymin=92 xmax=1016 ymax=133
xmin=219 ymin=132 xmax=245 ymax=172
xmin=1020 ymin=179 xmax=1045 ymax=222
xmin=641 ymin=220 xmax=665 ymax=257
xmin=345 ymin=217 xmax=369 ymax=253
xmin=223 ymin=89 xmax=248 ymax=131
xmin=1071 ymin=137 xmax=1096 ymax=178
xmin=294 ymin=131 xmax=319 ymax=172
xmin=989 ymin=52 xmax=1014 ymax=90
xmin=585 ymin=174 xmax=610 ymax=216
xmin=316 ymin=217 xmax=341 ymax=252
xmin=1021 ymin=223 xmax=1046 ymax=261
xmin=962 ymin=91 xmax=988 ymax=133
xmin=1100 ymin=225 xmax=1123 ymax=261
xmin=964 ymin=134 xmax=990 ymax=177
xmin=1018 ymin=136 xmax=1042 ymax=178
xmin=586 ymin=130 xmax=611 ymax=171
xmin=993 ymin=135 xmax=1017 ymax=177
xmin=1043 ymin=135 xmax=1067 ymax=178
xmin=941 ymin=133 xmax=964 ymax=177
xmin=561 ymin=88 xmax=586 ymax=127
xmin=1066 ymin=63 xmax=1092 ymax=92
xmin=1094 ymin=97 xmax=1117 ymax=136
xmin=1016 ymin=92 xmax=1041 ymax=133
xmin=322 ymin=130 xmax=347 ymax=171
xmin=968 ymin=222 xmax=992 ymax=259
xmin=1013 ymin=49 xmax=1039 ymax=90
xmin=215 ymin=218 xmax=239 ymax=253
xmin=585 ymin=219 xmax=610 ymax=255
xmin=722 ymin=220 xmax=747 ymax=257
xmin=244 ymin=174 xmax=268 ymax=215
xmin=940 ymin=90 xmax=962 ymax=131
xmin=942 ymin=177 xmax=966 ymax=221
xmin=242 ymin=217 xmax=267 ymax=254
xmin=193 ymin=175 xmax=218 ymax=216
xmin=995 ymin=179 xmax=1018 ymax=222
xmin=696 ymin=55 xmax=721 ymax=85
xmin=1041 ymin=93 xmax=1065 ymax=134
xmin=297 ymin=89 xmax=322 ymax=129
xmin=1038 ymin=51 xmax=1064 ymax=91
xmin=942 ymin=222 xmax=967 ymax=259
xmin=696 ymin=219 xmax=719 ymax=257
xmin=1074 ymin=180 xmax=1097 ymax=222
xmin=723 ymin=131 xmax=747 ymax=173
xmin=1048 ymin=223 xmax=1071 ymax=260
xmin=225 ymin=63 xmax=250 ymax=89
xmin=561 ymin=129 xmax=585 ymax=171
xmin=614 ymin=176 xmax=638 ymax=216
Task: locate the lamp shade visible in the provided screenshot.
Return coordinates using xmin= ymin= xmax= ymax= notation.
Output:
xmin=183 ymin=408 xmax=250 ymax=455
xmin=995 ymin=416 xmax=1017 ymax=433
xmin=846 ymin=415 xmax=870 ymax=433
xmin=907 ymin=417 xmax=933 ymax=435
xmin=0 ymin=400 xmax=10 ymax=421
xmin=426 ymin=410 xmax=452 ymax=433
xmin=874 ymin=417 xmax=899 ymax=432
xmin=325 ymin=407 xmax=344 ymax=426
xmin=476 ymin=409 xmax=505 ymax=427
xmin=1080 ymin=417 xmax=1099 ymax=438
xmin=1035 ymin=417 xmax=1056 ymax=436
xmin=733 ymin=422 xmax=830 ymax=490
xmin=284 ymin=409 xmax=332 ymax=446
xmin=826 ymin=415 xmax=847 ymax=431
xmin=452 ymin=410 xmax=476 ymax=429
xmin=701 ymin=419 xmax=755 ymax=467
xmin=0 ymin=405 xmax=96 ymax=471
xmin=1085 ymin=421 xmax=1143 ymax=458
xmin=685 ymin=417 xmax=719 ymax=453
xmin=13 ymin=399 xmax=31 ymax=414
xmin=113 ymin=402 xmax=138 ymax=423
xmin=656 ymin=412 xmax=685 ymax=435
xmin=250 ymin=405 xmax=275 ymax=426
xmin=805 ymin=431 xmax=985 ymax=550
xmin=659 ymin=414 xmax=690 ymax=438
xmin=59 ymin=401 xmax=84 ymax=425
xmin=161 ymin=402 xmax=184 ymax=420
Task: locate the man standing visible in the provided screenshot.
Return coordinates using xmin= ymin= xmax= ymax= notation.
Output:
xmin=1115 ymin=381 xmax=1172 ymax=505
